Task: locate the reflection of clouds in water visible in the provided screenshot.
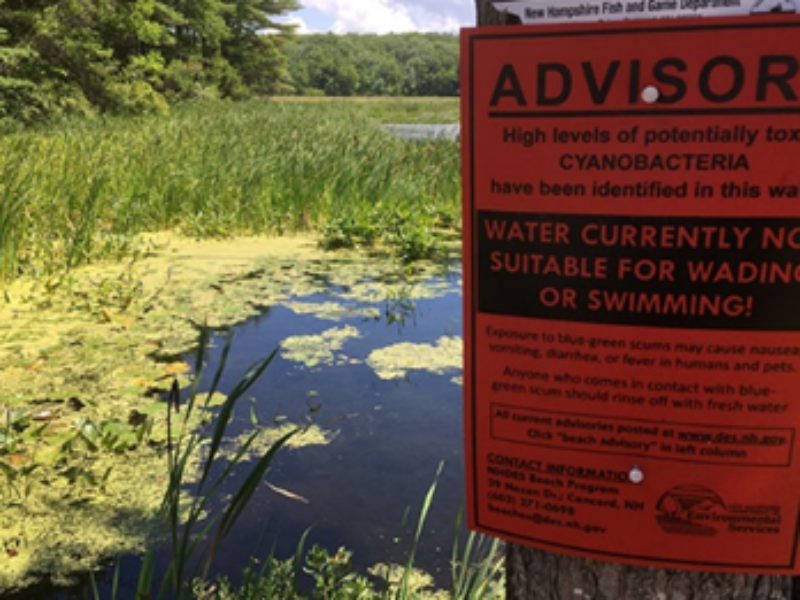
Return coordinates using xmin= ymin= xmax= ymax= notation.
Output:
xmin=367 ymin=336 xmax=463 ymax=380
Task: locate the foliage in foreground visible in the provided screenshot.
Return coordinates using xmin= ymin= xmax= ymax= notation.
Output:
xmin=203 ymin=529 xmax=504 ymax=599
xmin=83 ymin=329 xmax=503 ymax=600
xmin=0 ymin=99 xmax=460 ymax=285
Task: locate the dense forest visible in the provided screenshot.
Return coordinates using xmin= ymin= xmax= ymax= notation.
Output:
xmin=284 ymin=33 xmax=459 ymax=97
xmin=0 ymin=0 xmax=298 ymax=123
xmin=0 ymin=3 xmax=460 ymax=125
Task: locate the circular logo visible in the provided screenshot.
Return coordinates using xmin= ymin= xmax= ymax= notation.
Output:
xmin=656 ymin=484 xmax=726 ymax=536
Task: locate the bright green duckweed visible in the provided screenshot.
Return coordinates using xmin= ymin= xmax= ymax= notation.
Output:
xmin=0 ymin=99 xmax=460 ymax=282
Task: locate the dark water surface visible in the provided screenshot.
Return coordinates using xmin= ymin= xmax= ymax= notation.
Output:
xmin=40 ymin=265 xmax=466 ymax=598
xmin=199 ymin=270 xmax=465 ymax=586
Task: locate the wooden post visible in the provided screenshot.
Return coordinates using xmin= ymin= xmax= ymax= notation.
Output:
xmin=471 ymin=2 xmax=794 ymax=598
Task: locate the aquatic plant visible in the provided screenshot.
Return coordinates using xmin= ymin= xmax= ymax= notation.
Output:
xmin=0 ymin=143 xmax=30 ymax=282
xmin=449 ymin=514 xmax=505 ymax=599
xmin=0 ymin=228 xmax=471 ymax=594
xmin=71 ymin=327 xmax=502 ymax=600
xmin=191 ymin=463 xmax=504 ymax=600
xmin=0 ymin=98 xmax=460 ymax=285
xmin=119 ymin=327 xmax=304 ymax=600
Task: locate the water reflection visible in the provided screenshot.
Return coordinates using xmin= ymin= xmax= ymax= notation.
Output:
xmin=382 ymin=124 xmax=460 ymax=142
xmin=193 ymin=269 xmax=465 ymax=589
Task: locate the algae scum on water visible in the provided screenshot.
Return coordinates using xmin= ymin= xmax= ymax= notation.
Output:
xmin=0 ymin=233 xmax=462 ymax=593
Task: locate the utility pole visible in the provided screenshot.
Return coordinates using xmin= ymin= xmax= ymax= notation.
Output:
xmin=470 ymin=2 xmax=795 ymax=598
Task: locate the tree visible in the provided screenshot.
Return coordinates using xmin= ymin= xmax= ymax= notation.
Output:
xmin=472 ymin=2 xmax=794 ymax=598
xmin=0 ymin=0 xmax=299 ymax=122
xmin=284 ymin=33 xmax=459 ymax=97
xmin=223 ymin=0 xmax=298 ymax=95
xmin=286 ymin=33 xmax=360 ymax=96
xmin=0 ymin=0 xmax=175 ymax=117
xmin=0 ymin=1 xmax=41 ymax=122
xmin=0 ymin=0 xmax=116 ymax=116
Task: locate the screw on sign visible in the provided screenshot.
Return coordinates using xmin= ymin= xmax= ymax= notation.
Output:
xmin=468 ymin=1 xmax=799 ymax=598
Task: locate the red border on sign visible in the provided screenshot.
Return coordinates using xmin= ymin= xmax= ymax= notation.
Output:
xmin=462 ymin=16 xmax=800 ymax=573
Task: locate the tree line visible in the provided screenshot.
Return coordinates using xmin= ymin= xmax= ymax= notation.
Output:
xmin=284 ymin=33 xmax=459 ymax=97
xmin=0 ymin=3 xmax=460 ymax=125
xmin=0 ymin=0 xmax=297 ymax=123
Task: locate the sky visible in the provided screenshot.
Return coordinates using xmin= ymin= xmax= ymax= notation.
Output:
xmin=286 ymin=0 xmax=475 ymax=34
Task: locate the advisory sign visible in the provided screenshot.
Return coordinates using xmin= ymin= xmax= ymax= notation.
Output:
xmin=462 ymin=17 xmax=800 ymax=572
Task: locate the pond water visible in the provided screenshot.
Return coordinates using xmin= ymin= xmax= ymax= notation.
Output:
xmin=41 ymin=259 xmax=467 ymax=597
xmin=199 ymin=269 xmax=465 ymax=577
xmin=382 ymin=124 xmax=460 ymax=141
xmin=199 ymin=269 xmax=465 ymax=587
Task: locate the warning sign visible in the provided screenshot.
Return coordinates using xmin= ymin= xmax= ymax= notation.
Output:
xmin=461 ymin=17 xmax=800 ymax=572
xmin=493 ymin=0 xmax=799 ymax=25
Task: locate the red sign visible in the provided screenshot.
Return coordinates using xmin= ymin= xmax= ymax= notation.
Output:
xmin=462 ymin=17 xmax=800 ymax=573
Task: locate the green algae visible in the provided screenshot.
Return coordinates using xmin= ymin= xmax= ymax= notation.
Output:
xmin=283 ymin=300 xmax=380 ymax=322
xmin=0 ymin=448 xmax=166 ymax=589
xmin=0 ymin=231 xmax=462 ymax=593
xmin=222 ymin=423 xmax=334 ymax=463
xmin=0 ymin=235 xmax=332 ymax=592
xmin=281 ymin=326 xmax=361 ymax=368
xmin=366 ymin=336 xmax=463 ymax=381
xmin=368 ymin=563 xmax=449 ymax=599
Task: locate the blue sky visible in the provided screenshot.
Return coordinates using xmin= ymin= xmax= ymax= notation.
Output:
xmin=286 ymin=0 xmax=475 ymax=34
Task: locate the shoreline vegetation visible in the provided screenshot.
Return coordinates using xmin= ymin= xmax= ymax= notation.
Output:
xmin=0 ymin=98 xmax=504 ymax=597
xmin=0 ymin=234 xmax=333 ymax=593
xmin=0 ymin=99 xmax=459 ymax=284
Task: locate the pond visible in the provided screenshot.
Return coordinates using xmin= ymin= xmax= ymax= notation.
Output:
xmin=196 ymin=265 xmax=465 ymax=587
xmin=382 ymin=124 xmax=460 ymax=141
xmin=39 ymin=254 xmax=467 ymax=597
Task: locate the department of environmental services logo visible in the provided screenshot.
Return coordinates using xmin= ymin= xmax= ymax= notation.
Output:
xmin=656 ymin=484 xmax=727 ymax=537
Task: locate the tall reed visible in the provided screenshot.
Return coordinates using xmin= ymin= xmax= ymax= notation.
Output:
xmin=95 ymin=327 xmax=303 ymax=600
xmin=0 ymin=99 xmax=460 ymax=284
xmin=0 ymin=141 xmax=32 ymax=282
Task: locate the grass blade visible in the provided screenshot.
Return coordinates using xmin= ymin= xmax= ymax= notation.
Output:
xmin=136 ymin=549 xmax=155 ymax=599
xmin=201 ymin=426 xmax=300 ymax=579
xmin=197 ymin=347 xmax=279 ymax=491
xmin=396 ymin=461 xmax=443 ymax=599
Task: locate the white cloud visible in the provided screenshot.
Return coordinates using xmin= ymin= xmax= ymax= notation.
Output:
xmin=280 ymin=15 xmax=317 ymax=34
xmin=298 ymin=0 xmax=474 ymax=33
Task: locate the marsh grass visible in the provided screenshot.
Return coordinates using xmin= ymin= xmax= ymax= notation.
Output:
xmin=271 ymin=97 xmax=460 ymax=125
xmin=0 ymin=144 xmax=31 ymax=282
xmin=158 ymin=329 xmax=302 ymax=599
xmin=0 ymin=99 xmax=460 ymax=285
